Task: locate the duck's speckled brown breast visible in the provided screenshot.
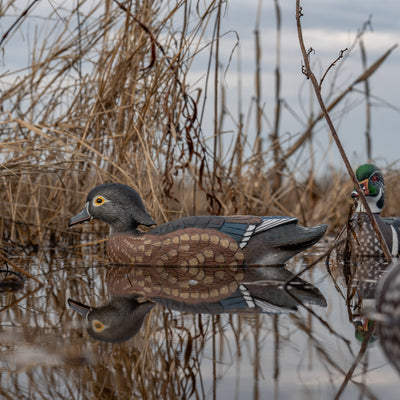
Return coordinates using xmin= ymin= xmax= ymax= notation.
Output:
xmin=107 ymin=227 xmax=245 ymax=266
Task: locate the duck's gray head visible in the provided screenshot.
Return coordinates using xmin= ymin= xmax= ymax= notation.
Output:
xmin=68 ymin=183 xmax=156 ymax=234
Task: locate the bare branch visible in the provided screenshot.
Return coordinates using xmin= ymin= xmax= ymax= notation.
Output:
xmin=284 ymin=44 xmax=396 ymax=160
xmin=295 ymin=0 xmax=392 ymax=263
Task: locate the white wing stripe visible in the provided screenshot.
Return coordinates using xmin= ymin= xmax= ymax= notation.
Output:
xmin=391 ymin=225 xmax=398 ymax=256
xmin=254 ymin=217 xmax=297 ymax=233
xmin=239 ymin=284 xmax=255 ymax=308
xmin=239 ymin=217 xmax=297 ymax=249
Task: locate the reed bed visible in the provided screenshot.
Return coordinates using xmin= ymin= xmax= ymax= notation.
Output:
xmin=0 ymin=0 xmax=397 ymax=252
xmin=0 ymin=2 xmax=398 ymax=399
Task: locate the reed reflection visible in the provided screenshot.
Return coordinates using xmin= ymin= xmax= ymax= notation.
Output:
xmin=69 ymin=265 xmax=327 ymax=343
xmin=0 ymin=270 xmax=25 ymax=294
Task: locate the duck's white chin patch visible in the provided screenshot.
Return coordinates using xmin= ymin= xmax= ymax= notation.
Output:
xmin=355 ymin=189 xmax=383 ymax=213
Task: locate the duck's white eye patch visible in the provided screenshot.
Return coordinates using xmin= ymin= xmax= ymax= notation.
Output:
xmin=92 ymin=319 xmax=105 ymax=332
xmin=93 ymin=196 xmax=106 ymax=206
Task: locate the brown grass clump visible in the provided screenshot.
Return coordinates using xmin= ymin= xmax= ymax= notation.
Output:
xmin=0 ymin=1 xmax=396 ymax=251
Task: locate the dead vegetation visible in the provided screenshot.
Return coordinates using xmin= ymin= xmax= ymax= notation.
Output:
xmin=0 ymin=2 xmax=399 ymax=399
xmin=0 ymin=0 xmax=396 ymax=251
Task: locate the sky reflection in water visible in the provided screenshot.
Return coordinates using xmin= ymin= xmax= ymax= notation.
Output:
xmin=0 ymin=245 xmax=399 ymax=399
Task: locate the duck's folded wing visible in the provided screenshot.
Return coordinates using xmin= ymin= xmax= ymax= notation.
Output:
xmin=150 ymin=215 xmax=298 ymax=248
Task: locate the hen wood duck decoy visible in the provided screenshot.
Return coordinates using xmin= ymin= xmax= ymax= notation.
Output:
xmin=68 ymin=183 xmax=327 ymax=266
xmin=339 ymin=164 xmax=400 ymax=258
xmin=68 ymin=265 xmax=327 ymax=342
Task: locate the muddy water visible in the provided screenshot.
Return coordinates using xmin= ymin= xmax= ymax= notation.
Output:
xmin=0 ymin=242 xmax=399 ymax=400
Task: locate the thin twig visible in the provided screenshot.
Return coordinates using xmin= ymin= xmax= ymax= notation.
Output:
xmin=0 ymin=0 xmax=40 ymax=48
xmin=283 ymin=249 xmax=354 ymax=350
xmin=319 ymin=48 xmax=348 ymax=89
xmin=334 ymin=322 xmax=376 ymax=399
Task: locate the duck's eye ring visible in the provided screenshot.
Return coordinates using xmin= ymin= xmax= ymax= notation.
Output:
xmin=92 ymin=320 xmax=105 ymax=332
xmin=371 ymin=175 xmax=378 ymax=183
xmin=93 ymin=196 xmax=106 ymax=206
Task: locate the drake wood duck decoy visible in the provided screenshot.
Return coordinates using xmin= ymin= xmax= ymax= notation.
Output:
xmin=68 ymin=265 xmax=327 ymax=342
xmin=68 ymin=183 xmax=327 ymax=266
xmin=337 ymin=164 xmax=400 ymax=259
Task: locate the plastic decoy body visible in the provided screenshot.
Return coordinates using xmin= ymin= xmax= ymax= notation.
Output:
xmin=69 ymin=183 xmax=327 ymax=266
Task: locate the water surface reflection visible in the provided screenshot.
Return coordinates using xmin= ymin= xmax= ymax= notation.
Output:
xmin=0 ymin=245 xmax=399 ymax=399
xmin=68 ymin=265 xmax=327 ymax=343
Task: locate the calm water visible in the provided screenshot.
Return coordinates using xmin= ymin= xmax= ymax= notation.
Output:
xmin=0 ymin=240 xmax=399 ymax=400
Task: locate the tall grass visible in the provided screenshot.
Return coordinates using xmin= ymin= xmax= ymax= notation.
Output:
xmin=0 ymin=0 xmax=396 ymax=250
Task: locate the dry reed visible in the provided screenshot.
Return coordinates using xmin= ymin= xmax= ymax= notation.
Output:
xmin=0 ymin=2 xmax=398 ymax=399
xmin=0 ymin=0 xmax=396 ymax=252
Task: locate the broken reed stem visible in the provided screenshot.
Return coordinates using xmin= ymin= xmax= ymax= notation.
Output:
xmin=272 ymin=0 xmax=283 ymax=191
xmin=254 ymin=0 xmax=263 ymax=156
xmin=0 ymin=286 xmax=42 ymax=313
xmin=213 ymin=1 xmax=221 ymax=189
xmin=359 ymin=37 xmax=372 ymax=160
xmin=0 ymin=251 xmax=43 ymax=285
xmin=295 ymin=0 xmax=392 ymax=263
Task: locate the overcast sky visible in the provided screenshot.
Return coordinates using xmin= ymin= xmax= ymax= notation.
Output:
xmin=1 ymin=0 xmax=399 ymax=175
xmin=193 ymin=0 xmax=400 ymax=175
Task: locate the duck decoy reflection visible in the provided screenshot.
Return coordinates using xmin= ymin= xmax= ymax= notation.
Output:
xmin=68 ymin=297 xmax=154 ymax=343
xmin=345 ymin=257 xmax=387 ymax=344
xmin=337 ymin=164 xmax=400 ymax=259
xmin=68 ymin=183 xmax=327 ymax=266
xmin=69 ymin=265 xmax=327 ymax=343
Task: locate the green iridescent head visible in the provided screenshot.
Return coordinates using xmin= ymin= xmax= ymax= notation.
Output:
xmin=356 ymin=164 xmax=384 ymax=195
xmin=352 ymin=164 xmax=385 ymax=213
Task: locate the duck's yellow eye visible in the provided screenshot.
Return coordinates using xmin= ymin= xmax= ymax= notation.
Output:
xmin=92 ymin=320 xmax=105 ymax=332
xmin=93 ymin=196 xmax=106 ymax=206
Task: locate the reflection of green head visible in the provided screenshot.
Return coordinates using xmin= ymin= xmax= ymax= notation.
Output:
xmin=354 ymin=318 xmax=378 ymax=344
